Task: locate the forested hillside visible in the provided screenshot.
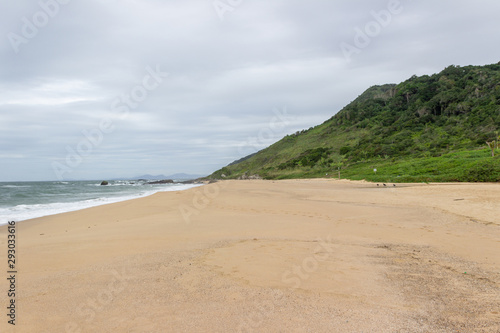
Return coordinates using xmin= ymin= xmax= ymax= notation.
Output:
xmin=211 ymin=63 xmax=500 ymax=182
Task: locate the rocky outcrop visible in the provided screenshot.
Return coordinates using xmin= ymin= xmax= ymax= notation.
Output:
xmin=148 ymin=179 xmax=174 ymax=184
xmin=100 ymin=181 xmax=109 ymax=186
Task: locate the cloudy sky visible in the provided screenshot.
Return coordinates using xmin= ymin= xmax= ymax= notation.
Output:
xmin=1 ymin=0 xmax=499 ymax=181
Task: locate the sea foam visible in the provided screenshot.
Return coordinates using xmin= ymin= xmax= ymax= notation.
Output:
xmin=0 ymin=183 xmax=201 ymax=225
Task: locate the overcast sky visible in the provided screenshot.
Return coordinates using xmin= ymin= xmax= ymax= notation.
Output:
xmin=1 ymin=0 xmax=499 ymax=181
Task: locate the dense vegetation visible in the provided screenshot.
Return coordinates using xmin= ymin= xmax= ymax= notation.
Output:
xmin=210 ymin=63 xmax=500 ymax=182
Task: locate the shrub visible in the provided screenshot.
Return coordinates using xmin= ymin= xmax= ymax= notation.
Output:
xmin=461 ymin=160 xmax=500 ymax=182
xmin=339 ymin=146 xmax=351 ymax=155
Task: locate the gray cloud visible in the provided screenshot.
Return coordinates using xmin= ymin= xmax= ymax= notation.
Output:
xmin=1 ymin=0 xmax=499 ymax=181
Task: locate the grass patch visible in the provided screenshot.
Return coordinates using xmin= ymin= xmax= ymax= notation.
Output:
xmin=254 ymin=149 xmax=500 ymax=183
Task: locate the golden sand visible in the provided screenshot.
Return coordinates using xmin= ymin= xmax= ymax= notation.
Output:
xmin=1 ymin=179 xmax=499 ymax=332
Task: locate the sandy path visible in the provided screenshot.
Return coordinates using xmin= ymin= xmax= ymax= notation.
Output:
xmin=0 ymin=179 xmax=499 ymax=332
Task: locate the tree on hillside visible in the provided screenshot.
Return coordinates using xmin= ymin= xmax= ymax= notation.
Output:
xmin=486 ymin=130 xmax=499 ymax=157
xmin=332 ymin=156 xmax=348 ymax=180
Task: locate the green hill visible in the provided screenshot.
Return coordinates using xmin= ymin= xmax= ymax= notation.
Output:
xmin=211 ymin=63 xmax=500 ymax=182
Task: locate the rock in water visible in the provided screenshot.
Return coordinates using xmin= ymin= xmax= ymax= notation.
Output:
xmin=147 ymin=179 xmax=174 ymax=184
xmin=100 ymin=181 xmax=109 ymax=186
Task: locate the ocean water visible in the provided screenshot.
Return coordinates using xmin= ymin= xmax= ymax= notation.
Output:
xmin=0 ymin=180 xmax=201 ymax=225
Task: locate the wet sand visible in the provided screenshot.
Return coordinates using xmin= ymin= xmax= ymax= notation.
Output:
xmin=1 ymin=179 xmax=499 ymax=332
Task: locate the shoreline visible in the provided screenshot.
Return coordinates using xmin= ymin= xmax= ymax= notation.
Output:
xmin=0 ymin=182 xmax=203 ymax=226
xmin=0 ymin=179 xmax=498 ymax=332
xmin=3 ymin=177 xmax=498 ymax=225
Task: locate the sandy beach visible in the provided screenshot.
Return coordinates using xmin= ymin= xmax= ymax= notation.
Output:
xmin=1 ymin=179 xmax=499 ymax=332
